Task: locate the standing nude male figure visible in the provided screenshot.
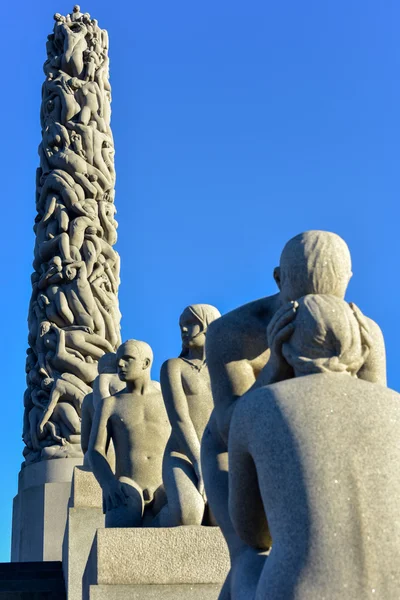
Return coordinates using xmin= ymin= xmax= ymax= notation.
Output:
xmin=87 ymin=340 xmax=171 ymax=527
xmin=201 ymin=230 xmax=386 ymax=599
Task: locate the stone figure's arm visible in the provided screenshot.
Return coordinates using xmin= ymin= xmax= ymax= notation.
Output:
xmin=161 ymin=359 xmax=201 ymax=470
xmin=228 ymin=397 xmax=272 ymax=551
xmin=87 ymin=397 xmax=113 ymax=484
xmin=246 ymin=302 xmax=297 ymax=393
xmin=207 ymin=320 xmax=256 ymax=444
xmin=80 ymin=392 xmax=93 ymax=454
xmin=38 ymin=381 xmax=61 ymax=434
xmin=356 ymin=314 xmax=387 ymax=386
xmin=98 ymin=201 xmax=117 ymax=245
xmin=94 ymin=83 xmax=103 ymax=115
xmin=97 ymin=374 xmax=113 ymax=401
xmin=88 ymin=397 xmax=129 ymax=510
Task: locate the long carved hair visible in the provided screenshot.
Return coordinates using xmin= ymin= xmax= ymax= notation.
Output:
xmin=282 ymin=294 xmax=371 ymax=376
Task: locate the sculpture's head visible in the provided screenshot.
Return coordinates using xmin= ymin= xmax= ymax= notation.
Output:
xmin=41 ymin=378 xmax=54 ymax=391
xmin=64 ymin=265 xmax=77 ymax=281
xmin=98 ymin=352 xmax=117 ymax=374
xmin=274 ymin=231 xmax=352 ymax=303
xmin=40 ymin=321 xmax=52 ymax=337
xmin=38 ymin=293 xmax=50 ymax=309
xmin=69 ymin=77 xmax=83 ymax=90
xmin=282 ymin=294 xmax=370 ymax=377
xmin=116 ymin=340 xmax=153 ymax=382
xmin=73 ymin=5 xmax=81 ymax=13
xmin=53 ymin=13 xmax=64 ymax=22
xmin=49 ymin=255 xmax=62 ymax=271
xmin=179 ymin=304 xmax=221 ymax=357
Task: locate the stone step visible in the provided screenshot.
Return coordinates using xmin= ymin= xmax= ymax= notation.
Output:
xmin=0 ymin=563 xmax=66 ymax=599
xmin=0 ymin=579 xmax=65 ymax=592
xmin=0 ymin=562 xmax=63 ymax=576
xmin=0 ymin=593 xmax=65 ymax=600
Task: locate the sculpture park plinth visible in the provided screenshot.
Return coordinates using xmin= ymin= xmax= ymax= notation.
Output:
xmin=12 ymin=457 xmax=83 ymax=562
xmin=83 ymin=527 xmax=230 ymax=600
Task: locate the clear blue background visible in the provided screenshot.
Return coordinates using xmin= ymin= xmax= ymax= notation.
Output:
xmin=0 ymin=0 xmax=398 ymax=561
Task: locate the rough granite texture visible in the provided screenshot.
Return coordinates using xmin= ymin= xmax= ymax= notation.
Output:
xmin=63 ymin=466 xmax=105 ymax=600
xmin=229 ymin=373 xmax=400 ymax=599
xmin=70 ymin=466 xmax=103 ymax=508
xmin=83 ymin=526 xmax=229 ymax=600
xmin=89 ymin=584 xmax=222 ymax=600
xmin=12 ymin=458 xmax=83 ymax=561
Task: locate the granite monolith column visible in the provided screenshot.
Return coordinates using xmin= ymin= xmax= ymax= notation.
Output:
xmin=12 ymin=5 xmax=120 ymax=561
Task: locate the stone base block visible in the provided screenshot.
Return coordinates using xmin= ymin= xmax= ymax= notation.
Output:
xmin=63 ymin=467 xmax=105 ymax=600
xmin=89 ymin=584 xmax=222 ymax=599
xmin=83 ymin=526 xmax=230 ymax=600
xmin=11 ymin=458 xmax=83 ymax=562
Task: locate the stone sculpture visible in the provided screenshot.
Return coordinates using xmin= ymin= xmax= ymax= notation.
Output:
xmin=202 ymin=230 xmax=387 ymax=599
xmin=87 ymin=340 xmax=171 ymax=527
xmin=23 ymin=6 xmax=120 ymax=464
xmin=229 ymin=294 xmax=400 ymax=599
xmin=156 ymin=304 xmax=221 ymax=526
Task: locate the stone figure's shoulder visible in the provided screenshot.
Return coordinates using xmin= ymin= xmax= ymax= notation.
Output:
xmin=208 ymin=295 xmax=277 ymax=341
xmin=97 ymin=393 xmax=117 ymax=413
xmin=364 ymin=315 xmax=385 ymax=342
xmin=161 ymin=357 xmax=183 ymax=376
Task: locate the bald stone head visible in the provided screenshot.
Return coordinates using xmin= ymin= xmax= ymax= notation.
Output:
xmin=274 ymin=231 xmax=352 ymax=303
xmin=116 ymin=340 xmax=153 ymax=383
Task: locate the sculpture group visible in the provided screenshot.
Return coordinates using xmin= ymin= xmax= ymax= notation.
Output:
xmin=20 ymin=7 xmax=400 ymax=600
xmin=82 ymin=230 xmax=399 ymax=599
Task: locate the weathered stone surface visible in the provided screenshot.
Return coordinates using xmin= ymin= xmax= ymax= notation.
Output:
xmin=228 ymin=295 xmax=400 ymax=599
xmin=63 ymin=466 xmax=104 ymax=600
xmin=70 ymin=466 xmax=103 ymax=508
xmin=88 ymin=584 xmax=222 ymax=599
xmin=12 ymin=458 xmax=82 ymax=562
xmin=82 ymin=526 xmax=230 ymax=600
xmin=63 ymin=507 xmax=104 ymax=600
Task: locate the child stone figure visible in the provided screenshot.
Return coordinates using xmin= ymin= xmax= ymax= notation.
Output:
xmin=87 ymin=339 xmax=170 ymax=527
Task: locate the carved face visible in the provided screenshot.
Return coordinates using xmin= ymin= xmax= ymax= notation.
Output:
xmin=117 ymin=347 xmax=147 ymax=382
xmin=179 ymin=309 xmax=205 ymax=350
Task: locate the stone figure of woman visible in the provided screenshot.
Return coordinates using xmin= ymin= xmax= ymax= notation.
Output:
xmin=157 ymin=304 xmax=221 ymax=526
xmin=228 ymin=295 xmax=400 ymax=600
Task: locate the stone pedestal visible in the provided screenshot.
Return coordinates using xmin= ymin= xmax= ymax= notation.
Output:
xmin=11 ymin=458 xmax=83 ymax=562
xmin=83 ymin=526 xmax=230 ymax=600
xmin=63 ymin=466 xmax=105 ymax=600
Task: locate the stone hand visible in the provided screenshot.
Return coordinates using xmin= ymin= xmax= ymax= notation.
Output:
xmin=104 ymin=479 xmax=130 ymax=511
xmin=266 ymin=301 xmax=298 ymax=381
xmin=349 ymin=302 xmax=373 ymax=357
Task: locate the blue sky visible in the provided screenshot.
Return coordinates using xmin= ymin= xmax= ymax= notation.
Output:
xmin=0 ymin=0 xmax=399 ymax=561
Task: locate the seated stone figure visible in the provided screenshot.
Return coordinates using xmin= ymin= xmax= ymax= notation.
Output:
xmin=201 ymin=230 xmax=387 ymax=600
xmin=228 ymin=295 xmax=400 ymax=600
xmin=157 ymin=304 xmax=221 ymax=526
xmin=87 ymin=340 xmax=171 ymax=527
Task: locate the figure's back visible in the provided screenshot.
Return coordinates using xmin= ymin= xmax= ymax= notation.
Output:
xmin=233 ymin=374 xmax=400 ymax=599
